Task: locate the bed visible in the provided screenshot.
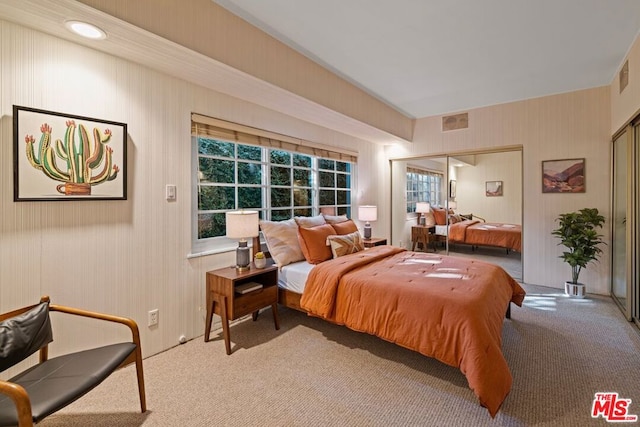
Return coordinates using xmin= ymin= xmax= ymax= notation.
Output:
xmin=253 ymin=215 xmax=525 ymax=417
xmin=437 ymin=219 xmax=522 ymax=253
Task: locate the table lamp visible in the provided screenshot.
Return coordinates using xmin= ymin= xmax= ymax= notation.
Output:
xmin=449 ymin=201 xmax=457 ymax=211
xmin=226 ymin=210 xmax=259 ymax=272
xmin=358 ymin=205 xmax=377 ymax=239
xmin=416 ymin=202 xmax=430 ymax=226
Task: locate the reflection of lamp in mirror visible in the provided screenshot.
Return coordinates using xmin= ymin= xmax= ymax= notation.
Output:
xmin=358 ymin=205 xmax=377 ymax=239
xmin=226 ymin=210 xmax=259 ymax=272
xmin=449 ymin=201 xmax=457 ymax=211
xmin=416 ymin=202 xmax=430 ymax=226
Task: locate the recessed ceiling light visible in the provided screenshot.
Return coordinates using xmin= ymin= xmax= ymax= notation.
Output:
xmin=64 ymin=20 xmax=106 ymax=40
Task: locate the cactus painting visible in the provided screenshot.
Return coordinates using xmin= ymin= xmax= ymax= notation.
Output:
xmin=14 ymin=106 xmax=127 ymax=201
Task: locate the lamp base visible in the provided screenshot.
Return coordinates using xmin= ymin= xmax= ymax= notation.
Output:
xmin=364 ymin=223 xmax=372 ymax=239
xmin=236 ymin=240 xmax=251 ymax=272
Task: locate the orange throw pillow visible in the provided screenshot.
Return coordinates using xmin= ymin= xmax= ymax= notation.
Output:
xmin=331 ymin=219 xmax=358 ymax=235
xmin=297 ymin=223 xmax=336 ymax=264
xmin=433 ymin=208 xmax=447 ymax=225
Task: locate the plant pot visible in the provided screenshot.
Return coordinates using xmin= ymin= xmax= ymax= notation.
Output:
xmin=56 ymin=182 xmax=91 ymax=195
xmin=565 ymin=281 xmax=586 ymax=298
xmin=254 ymin=257 xmax=266 ymax=269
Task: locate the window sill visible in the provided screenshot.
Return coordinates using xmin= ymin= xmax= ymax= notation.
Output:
xmin=188 ymin=242 xmax=260 ymax=259
xmin=187 ymin=247 xmax=234 ymax=259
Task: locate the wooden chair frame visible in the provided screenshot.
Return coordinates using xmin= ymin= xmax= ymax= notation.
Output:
xmin=0 ymin=296 xmax=146 ymax=427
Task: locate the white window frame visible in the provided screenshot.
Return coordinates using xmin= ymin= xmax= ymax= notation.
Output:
xmin=406 ymin=167 xmax=443 ymax=217
xmin=190 ymin=136 xmax=355 ymax=257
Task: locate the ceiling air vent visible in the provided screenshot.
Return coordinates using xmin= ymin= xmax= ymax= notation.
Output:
xmin=620 ymin=60 xmax=629 ymax=93
xmin=442 ymin=113 xmax=468 ymax=132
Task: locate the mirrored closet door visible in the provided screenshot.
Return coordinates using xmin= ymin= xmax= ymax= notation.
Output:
xmin=390 ymin=148 xmax=523 ymax=281
xmin=611 ymin=130 xmax=630 ymax=318
xmin=611 ymin=122 xmax=639 ymax=327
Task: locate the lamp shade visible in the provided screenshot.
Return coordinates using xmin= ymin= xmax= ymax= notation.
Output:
xmin=416 ymin=202 xmax=431 ymax=213
xmin=226 ymin=210 xmax=259 ymax=239
xmin=449 ymin=201 xmax=457 ymax=210
xmin=358 ymin=205 xmax=377 ymax=222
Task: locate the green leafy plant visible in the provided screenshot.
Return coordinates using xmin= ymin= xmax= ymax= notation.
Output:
xmin=551 ymin=208 xmax=605 ymax=284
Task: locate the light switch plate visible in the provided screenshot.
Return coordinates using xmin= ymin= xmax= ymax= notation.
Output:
xmin=166 ymin=185 xmax=176 ymax=201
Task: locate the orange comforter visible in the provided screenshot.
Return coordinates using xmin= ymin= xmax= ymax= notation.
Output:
xmin=300 ymin=246 xmax=525 ymax=417
xmin=450 ymin=220 xmax=522 ymax=252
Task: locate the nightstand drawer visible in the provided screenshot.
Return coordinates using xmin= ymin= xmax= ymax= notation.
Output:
xmin=363 ymin=237 xmax=386 ymax=248
xmin=232 ymin=285 xmax=277 ymax=318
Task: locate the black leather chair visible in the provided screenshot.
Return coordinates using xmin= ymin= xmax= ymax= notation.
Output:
xmin=0 ymin=296 xmax=146 ymax=427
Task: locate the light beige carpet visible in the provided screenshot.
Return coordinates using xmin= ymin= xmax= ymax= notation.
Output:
xmin=39 ymin=284 xmax=640 ymax=427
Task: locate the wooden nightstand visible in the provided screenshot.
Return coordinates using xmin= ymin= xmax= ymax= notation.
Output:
xmin=205 ymin=264 xmax=279 ymax=355
xmin=411 ymin=225 xmax=436 ymax=252
xmin=363 ymin=237 xmax=387 ymax=248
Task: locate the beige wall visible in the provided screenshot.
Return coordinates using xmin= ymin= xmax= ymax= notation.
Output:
xmin=611 ymin=33 xmax=640 ymax=133
xmin=0 ymin=20 xmax=386 ymax=370
xmin=456 ymin=151 xmax=522 ymax=224
xmin=385 ymin=87 xmax=612 ymax=293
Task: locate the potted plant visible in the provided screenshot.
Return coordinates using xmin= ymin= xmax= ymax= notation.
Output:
xmin=551 ymin=208 xmax=605 ymax=298
xmin=254 ymin=251 xmax=267 ymax=269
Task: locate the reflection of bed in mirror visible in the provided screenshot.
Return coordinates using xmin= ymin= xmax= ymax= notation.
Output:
xmin=435 ymin=216 xmax=521 ymax=253
xmin=253 ymin=216 xmax=525 ymax=417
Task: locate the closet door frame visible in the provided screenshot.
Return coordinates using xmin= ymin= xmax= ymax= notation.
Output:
xmin=610 ymin=122 xmax=638 ymax=325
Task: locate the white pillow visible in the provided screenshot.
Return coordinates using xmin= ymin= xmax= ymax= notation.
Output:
xmin=259 ymin=219 xmax=305 ymax=267
xmin=294 ymin=215 xmax=326 ymax=228
xmin=322 ymin=214 xmax=349 ymax=224
xmin=424 ymin=209 xmax=436 ymax=227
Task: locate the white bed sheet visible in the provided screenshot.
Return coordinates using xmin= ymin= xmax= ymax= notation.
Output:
xmin=435 ymin=225 xmax=448 ymax=236
xmin=278 ymin=260 xmax=315 ymax=294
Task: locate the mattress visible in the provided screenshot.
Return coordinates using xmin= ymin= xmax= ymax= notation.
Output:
xmin=278 ymin=261 xmax=314 ymax=294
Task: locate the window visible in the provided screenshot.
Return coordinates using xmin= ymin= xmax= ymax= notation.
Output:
xmin=191 ymin=114 xmax=357 ymax=255
xmin=406 ymin=167 xmax=442 ymax=214
xmin=196 ymin=137 xmax=352 ymax=240
xmin=197 ymin=138 xmax=265 ymax=239
xmin=318 ymin=158 xmax=351 ymax=217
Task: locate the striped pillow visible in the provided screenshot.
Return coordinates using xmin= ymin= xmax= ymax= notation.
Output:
xmin=327 ymin=231 xmax=364 ymax=258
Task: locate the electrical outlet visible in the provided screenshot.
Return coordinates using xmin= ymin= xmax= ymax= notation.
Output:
xmin=148 ymin=309 xmax=159 ymax=327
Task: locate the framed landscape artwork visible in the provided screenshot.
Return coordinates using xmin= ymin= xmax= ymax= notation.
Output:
xmin=13 ymin=105 xmax=127 ymax=201
xmin=542 ymin=158 xmax=585 ymax=193
xmin=486 ymin=181 xmax=503 ymax=197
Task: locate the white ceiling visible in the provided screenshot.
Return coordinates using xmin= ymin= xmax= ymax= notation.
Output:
xmin=214 ymin=0 xmax=640 ymax=119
